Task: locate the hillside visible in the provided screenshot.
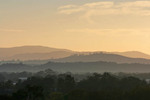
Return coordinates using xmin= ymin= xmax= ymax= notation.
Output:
xmin=9 ymin=51 xmax=74 ymax=60
xmin=0 ymin=46 xmax=74 ymax=60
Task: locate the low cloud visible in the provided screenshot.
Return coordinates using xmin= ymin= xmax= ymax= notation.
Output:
xmin=66 ymin=28 xmax=150 ymax=36
xmin=59 ymin=1 xmax=150 ymax=23
xmin=59 ymin=1 xmax=150 ymax=15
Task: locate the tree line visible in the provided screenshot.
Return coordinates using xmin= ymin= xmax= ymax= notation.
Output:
xmin=0 ymin=72 xmax=150 ymax=100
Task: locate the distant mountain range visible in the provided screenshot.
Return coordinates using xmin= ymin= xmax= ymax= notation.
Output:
xmin=1 ymin=46 xmax=150 ymax=64
xmin=1 ymin=46 xmax=150 ymax=73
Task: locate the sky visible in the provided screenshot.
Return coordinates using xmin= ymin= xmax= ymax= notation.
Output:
xmin=1 ymin=0 xmax=150 ymax=53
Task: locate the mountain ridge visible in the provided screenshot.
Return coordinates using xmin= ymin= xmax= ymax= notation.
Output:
xmin=1 ymin=46 xmax=150 ymax=62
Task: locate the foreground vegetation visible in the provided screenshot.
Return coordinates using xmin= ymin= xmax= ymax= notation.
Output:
xmin=1 ymin=70 xmax=150 ymax=100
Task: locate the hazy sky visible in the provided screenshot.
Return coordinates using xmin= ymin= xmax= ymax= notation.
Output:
xmin=1 ymin=0 xmax=150 ymax=53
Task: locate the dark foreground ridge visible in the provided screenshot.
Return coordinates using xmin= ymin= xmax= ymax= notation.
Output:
xmin=1 ymin=61 xmax=150 ymax=73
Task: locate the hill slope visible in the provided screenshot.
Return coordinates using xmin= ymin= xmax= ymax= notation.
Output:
xmin=113 ymin=51 xmax=150 ymax=59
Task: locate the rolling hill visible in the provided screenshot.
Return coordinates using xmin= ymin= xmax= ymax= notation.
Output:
xmin=51 ymin=53 xmax=150 ymax=64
